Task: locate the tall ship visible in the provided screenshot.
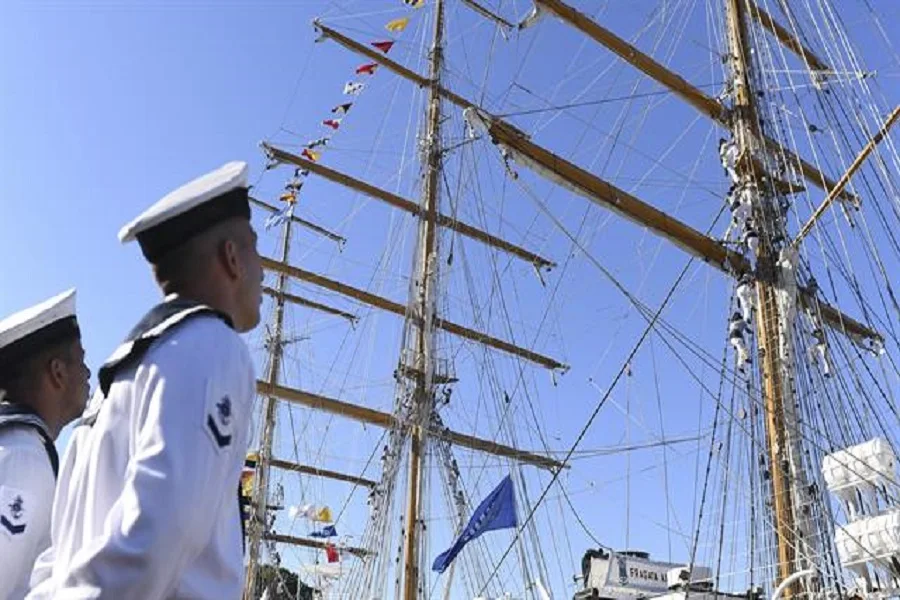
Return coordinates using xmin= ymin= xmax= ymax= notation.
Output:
xmin=237 ymin=1 xmax=900 ymax=598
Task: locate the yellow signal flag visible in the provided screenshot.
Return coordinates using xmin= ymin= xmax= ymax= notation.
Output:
xmin=314 ymin=506 xmax=334 ymax=523
xmin=385 ymin=16 xmax=410 ymax=33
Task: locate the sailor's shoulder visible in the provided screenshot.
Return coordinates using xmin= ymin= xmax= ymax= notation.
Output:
xmin=0 ymin=427 xmax=48 ymax=456
xmin=151 ymin=315 xmax=249 ymax=365
xmin=0 ymin=433 xmax=55 ymax=505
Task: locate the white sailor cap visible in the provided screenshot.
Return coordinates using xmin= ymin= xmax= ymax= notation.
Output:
xmin=118 ymin=161 xmax=251 ymax=262
xmin=0 ymin=289 xmax=79 ymax=377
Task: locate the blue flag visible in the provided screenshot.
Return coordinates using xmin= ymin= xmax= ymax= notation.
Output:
xmin=432 ymin=475 xmax=518 ymax=573
xmin=265 ymin=206 xmax=292 ymax=230
xmin=310 ymin=524 xmax=338 ymax=538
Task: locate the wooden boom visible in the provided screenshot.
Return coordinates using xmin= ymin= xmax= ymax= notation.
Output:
xmin=793 ymin=106 xmax=900 ymax=247
xmin=747 ymin=1 xmax=830 ymax=72
xmin=262 ymin=286 xmax=358 ymax=324
xmin=257 ymin=381 xmax=565 ymax=471
xmin=262 ymin=532 xmax=371 ymax=557
xmin=311 ymin=22 xmax=880 ymax=344
xmin=261 ymin=144 xmax=555 ymax=269
xmin=249 ymin=196 xmax=345 ymax=245
xmin=479 ymin=113 xmax=880 ymax=343
xmin=261 ymin=256 xmax=567 ymax=370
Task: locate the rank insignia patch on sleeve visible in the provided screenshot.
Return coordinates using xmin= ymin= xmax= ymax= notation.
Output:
xmin=206 ymin=395 xmax=234 ymax=450
xmin=0 ymin=487 xmax=29 ymax=537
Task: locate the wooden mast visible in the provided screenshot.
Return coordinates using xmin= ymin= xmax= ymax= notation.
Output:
xmin=244 ymin=208 xmax=294 ymax=599
xmin=529 ymin=0 xmax=856 ymax=204
xmin=404 ymin=0 xmax=444 ymax=597
xmin=310 ymin=16 xmax=881 ymax=342
xmin=724 ymin=0 xmax=806 ymax=593
xmin=256 ymin=9 xmax=889 ymax=596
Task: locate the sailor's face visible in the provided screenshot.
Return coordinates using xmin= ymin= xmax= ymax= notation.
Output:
xmin=235 ymin=222 xmax=263 ymax=332
xmin=64 ymin=336 xmax=91 ymax=418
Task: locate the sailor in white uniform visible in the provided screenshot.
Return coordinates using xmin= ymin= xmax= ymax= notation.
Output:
xmin=738 ymin=180 xmax=757 ymax=212
xmin=728 ymin=311 xmax=752 ymax=372
xmin=718 ymin=137 xmax=739 ymax=183
xmin=743 ymin=222 xmax=760 ymax=261
xmin=735 ymin=272 xmax=755 ymax=325
xmin=28 ymin=162 xmax=263 ymax=600
xmin=723 ymin=183 xmax=736 ymax=208
xmin=724 ymin=190 xmax=750 ymax=241
xmin=0 ymin=289 xmax=90 ymax=600
xmin=809 ymin=326 xmax=832 ymax=378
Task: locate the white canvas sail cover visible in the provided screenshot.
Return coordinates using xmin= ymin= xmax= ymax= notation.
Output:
xmin=822 ymin=437 xmax=896 ymax=495
xmin=835 ymin=511 xmax=900 ymax=566
xmin=463 ymin=107 xmax=493 ymax=140
xmin=300 ymin=563 xmax=343 ymax=578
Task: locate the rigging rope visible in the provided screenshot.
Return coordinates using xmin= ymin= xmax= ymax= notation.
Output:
xmin=477 ymin=232 xmax=700 ymax=594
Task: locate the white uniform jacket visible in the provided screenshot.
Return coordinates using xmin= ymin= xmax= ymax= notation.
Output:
xmin=28 ymin=301 xmax=255 ymax=600
xmin=0 ymin=408 xmax=56 ymax=600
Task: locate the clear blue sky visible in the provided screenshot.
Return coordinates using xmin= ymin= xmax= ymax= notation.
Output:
xmin=2 ymin=1 xmax=899 ymax=596
xmin=1 ymin=0 xmax=318 ymax=363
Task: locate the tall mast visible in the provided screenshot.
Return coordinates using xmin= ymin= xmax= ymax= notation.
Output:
xmin=723 ymin=1 xmax=812 ymax=594
xmin=403 ymin=0 xmax=445 ymax=598
xmin=256 ymin=4 xmax=888 ymax=595
xmin=244 ymin=213 xmax=294 ymax=600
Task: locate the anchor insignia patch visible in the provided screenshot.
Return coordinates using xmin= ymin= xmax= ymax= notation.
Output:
xmin=0 ymin=488 xmax=29 ymax=537
xmin=206 ymin=395 xmax=233 ymax=450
